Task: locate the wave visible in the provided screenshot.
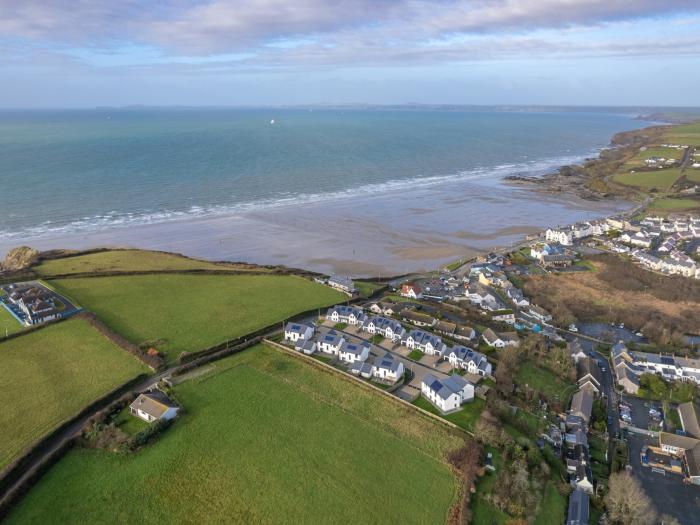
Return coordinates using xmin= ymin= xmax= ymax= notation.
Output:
xmin=0 ymin=150 xmax=598 ymax=241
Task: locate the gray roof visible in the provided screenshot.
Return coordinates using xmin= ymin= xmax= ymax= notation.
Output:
xmin=570 ymin=389 xmax=593 ymax=420
xmin=375 ymin=352 xmax=402 ymax=373
xmin=423 ymin=373 xmax=471 ymax=401
xmin=343 ymin=341 xmax=370 ymax=356
xmin=320 ymin=329 xmax=344 ymax=346
xmin=285 ymin=321 xmax=313 ymax=335
xmin=405 ymin=329 xmax=443 ymax=348
xmin=567 ymin=489 xmax=589 ymax=525
xmin=326 ymin=305 xmax=365 ymax=319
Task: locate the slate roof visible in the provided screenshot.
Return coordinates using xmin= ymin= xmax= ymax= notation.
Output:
xmin=129 ymin=391 xmax=177 ymax=420
xmin=567 ymin=489 xmax=589 ymax=525
xmin=375 ymin=352 xmax=402 ymax=373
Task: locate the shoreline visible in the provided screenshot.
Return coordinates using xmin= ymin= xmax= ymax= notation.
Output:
xmin=1 ymin=119 xmax=667 ymax=277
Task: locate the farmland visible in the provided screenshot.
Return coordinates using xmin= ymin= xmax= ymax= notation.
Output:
xmin=0 ymin=306 xmax=24 ymax=337
xmin=49 ymin=274 xmax=346 ymax=362
xmin=5 ymin=344 xmax=462 ymax=524
xmin=34 ymin=249 xmax=270 ymax=277
xmin=612 ymin=167 xmax=682 ymax=190
xmin=0 ymin=318 xmax=148 ymax=470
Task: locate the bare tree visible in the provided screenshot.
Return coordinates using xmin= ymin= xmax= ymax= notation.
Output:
xmin=605 ymin=472 xmax=657 ymax=525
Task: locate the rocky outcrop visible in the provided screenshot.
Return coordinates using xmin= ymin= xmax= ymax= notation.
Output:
xmin=1 ymin=247 xmax=39 ymax=272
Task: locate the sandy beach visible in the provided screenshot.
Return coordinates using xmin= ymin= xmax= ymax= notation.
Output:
xmin=1 ymin=175 xmax=630 ymax=276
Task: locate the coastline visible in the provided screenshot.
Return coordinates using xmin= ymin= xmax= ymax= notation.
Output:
xmin=1 ymin=118 xmax=667 ymax=276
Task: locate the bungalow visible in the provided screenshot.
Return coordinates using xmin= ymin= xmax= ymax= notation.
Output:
xmin=541 ymin=254 xmax=575 ymax=268
xmin=491 ymin=310 xmax=515 ymax=325
xmin=326 ymin=305 xmax=367 ymax=326
xmin=368 ymin=301 xmax=397 ymax=316
xmin=434 ymin=320 xmax=456 ymax=338
xmin=401 ymin=309 xmax=437 ymax=328
xmin=482 ymin=328 xmax=519 ymax=348
xmin=445 ymin=345 xmax=492 ymax=376
xmin=362 ymin=316 xmax=406 ymax=342
xmin=328 ymin=275 xmax=356 ymax=294
xmin=400 ymin=283 xmax=423 ymax=300
xmin=129 ymin=391 xmax=179 ymax=423
xmin=421 ymin=373 xmax=475 ymax=413
xmin=528 ymin=304 xmax=552 ymax=323
xmin=372 ymin=352 xmax=405 ymax=384
xmin=454 ymin=325 xmax=476 ymax=341
xmin=403 ymin=329 xmax=447 ymax=356
xmin=338 ymin=341 xmax=371 ymax=364
xmin=570 ymin=389 xmax=594 ymax=424
xmin=284 ymin=321 xmax=315 ymax=343
xmin=465 ymin=282 xmax=497 ymax=305
xmin=317 ymin=329 xmax=346 ymax=355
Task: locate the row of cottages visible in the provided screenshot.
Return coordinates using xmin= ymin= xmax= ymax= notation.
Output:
xmin=481 ymin=328 xmax=520 ymax=348
xmin=612 ymin=342 xmax=700 ymax=394
xmin=363 ymin=316 xmax=406 ymax=342
xmin=327 ymin=275 xmax=356 ymax=294
xmin=420 ymin=373 xmax=475 ymax=413
xmin=403 ymin=329 xmax=446 ymax=356
xmin=434 ymin=320 xmax=476 ymax=342
xmin=444 ymin=346 xmax=492 ymax=376
xmin=400 ymin=283 xmax=423 ymax=300
xmin=565 ymin=389 xmax=594 ymax=495
xmin=326 ymin=305 xmax=367 ymax=326
xmin=577 ymin=357 xmax=603 ymax=397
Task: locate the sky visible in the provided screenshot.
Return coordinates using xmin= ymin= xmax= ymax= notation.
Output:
xmin=1 ymin=0 xmax=699 ymax=108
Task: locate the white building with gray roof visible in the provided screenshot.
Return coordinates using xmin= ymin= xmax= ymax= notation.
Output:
xmin=421 ymin=374 xmax=474 ymax=413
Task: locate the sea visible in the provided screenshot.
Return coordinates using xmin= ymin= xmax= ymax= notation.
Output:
xmin=0 ymin=108 xmax=647 ymax=274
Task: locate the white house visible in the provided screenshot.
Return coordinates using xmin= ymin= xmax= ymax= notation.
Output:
xmin=295 ymin=339 xmax=317 ymax=355
xmin=400 ymin=283 xmax=423 ymax=299
xmin=506 ymin=287 xmax=530 ymax=307
xmin=492 ymin=310 xmax=515 ymax=325
xmin=326 ymin=305 xmax=367 ymax=326
xmin=421 ymin=374 xmax=475 ymax=413
xmin=444 ymin=346 xmax=492 ymax=376
xmin=528 ymin=304 xmax=552 ymax=323
xmin=362 ymin=316 xmax=406 ymax=342
xmin=619 ymin=231 xmax=652 ymax=249
xmin=545 ymin=228 xmax=573 ymax=246
xmin=129 ymin=391 xmax=179 ymax=423
xmin=284 ymin=321 xmax=315 ymax=343
xmin=482 ymin=328 xmax=519 ymax=348
xmin=403 ymin=329 xmax=446 ymax=356
xmin=338 ymin=341 xmax=370 ymax=364
xmin=372 ymin=352 xmax=405 ymax=384
xmin=317 ymin=330 xmax=346 ymax=355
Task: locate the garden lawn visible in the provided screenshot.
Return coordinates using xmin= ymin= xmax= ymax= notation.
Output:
xmin=515 ymin=361 xmax=576 ymax=405
xmin=0 ymin=318 xmax=148 ymax=470
xmin=412 ymin=395 xmax=485 ymax=432
xmin=0 ymin=305 xmax=25 ymax=337
xmin=612 ymin=168 xmax=682 ymax=190
xmin=50 ymin=274 xmax=346 ymax=362
xmin=533 ymin=483 xmax=566 ymax=525
xmin=6 ymin=344 xmax=462 ymax=525
xmin=34 ymin=249 xmax=269 ymax=277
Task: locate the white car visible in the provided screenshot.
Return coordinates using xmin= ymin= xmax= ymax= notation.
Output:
xmin=568 ymin=324 xmax=578 ymax=332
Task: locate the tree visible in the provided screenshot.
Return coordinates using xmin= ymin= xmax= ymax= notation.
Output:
xmin=605 ymin=471 xmax=657 ymax=525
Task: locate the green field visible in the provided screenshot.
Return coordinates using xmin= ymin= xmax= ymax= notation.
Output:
xmin=0 ymin=306 xmax=24 ymax=337
xmin=0 ymin=318 xmax=148 ymax=470
xmin=613 ymin=168 xmax=682 ymax=190
xmin=354 ymin=281 xmax=383 ymax=297
xmin=34 ymin=249 xmax=268 ymax=277
xmin=665 ymin=122 xmax=700 ymax=146
xmin=6 ymin=344 xmax=462 ymax=524
xmin=50 ymin=274 xmax=346 ymax=362
xmin=648 ymin=197 xmax=700 ymax=212
xmin=533 ymin=483 xmax=566 ymax=525
xmin=687 ymin=168 xmax=700 ymax=182
xmin=412 ymin=395 xmax=485 ymax=432
xmin=515 ymin=361 xmax=575 ymax=404
xmin=637 ymin=146 xmax=684 ymax=161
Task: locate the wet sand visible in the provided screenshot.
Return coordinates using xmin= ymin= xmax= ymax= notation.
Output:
xmin=0 ymin=175 xmax=631 ymax=276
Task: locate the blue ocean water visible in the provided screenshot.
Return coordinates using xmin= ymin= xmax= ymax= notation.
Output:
xmin=0 ymin=108 xmax=644 ymax=240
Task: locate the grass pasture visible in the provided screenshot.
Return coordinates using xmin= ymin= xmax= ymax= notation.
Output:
xmin=0 ymin=318 xmax=148 ymax=470
xmin=0 ymin=305 xmax=25 ymax=337
xmin=412 ymin=395 xmax=485 ymax=432
xmin=34 ymin=249 xmax=270 ymax=277
xmin=6 ymin=344 xmax=462 ymax=524
xmin=612 ymin=168 xmax=682 ymax=190
xmin=648 ymin=197 xmax=700 ymax=213
xmin=50 ymin=274 xmax=346 ymax=362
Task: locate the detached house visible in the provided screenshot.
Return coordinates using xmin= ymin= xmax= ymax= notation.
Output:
xmin=338 ymin=341 xmax=370 ymax=364
xmin=129 ymin=391 xmax=179 ymax=423
xmin=317 ymin=330 xmax=346 ymax=355
xmin=326 ymin=305 xmax=367 ymax=326
xmin=284 ymin=322 xmax=315 ymax=343
xmin=527 ymin=304 xmax=552 ymax=323
xmin=400 ymin=283 xmax=423 ymax=300
xmin=482 ymin=328 xmax=520 ymax=348
xmin=506 ymin=287 xmax=530 ymax=307
xmin=421 ymin=373 xmax=475 ymax=413
xmin=372 ymin=352 xmax=405 ymax=384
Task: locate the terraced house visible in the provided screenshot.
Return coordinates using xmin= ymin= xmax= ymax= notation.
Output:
xmin=444 ymin=346 xmax=492 ymax=376
xmin=403 ymin=329 xmax=446 ymax=356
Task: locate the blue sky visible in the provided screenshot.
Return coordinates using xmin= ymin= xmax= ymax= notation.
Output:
xmin=1 ymin=0 xmax=699 ymax=107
